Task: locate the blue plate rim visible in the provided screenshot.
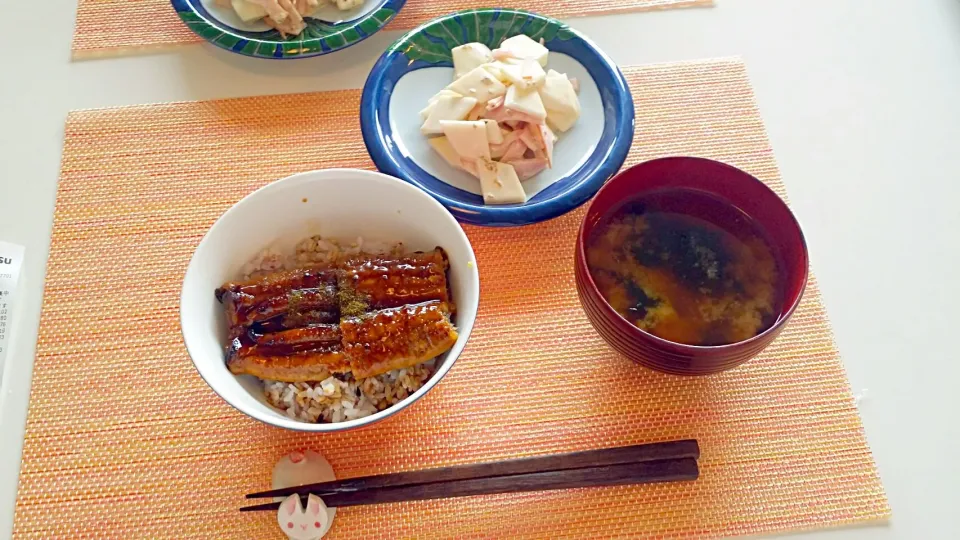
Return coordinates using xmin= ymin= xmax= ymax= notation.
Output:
xmin=171 ymin=0 xmax=405 ymax=59
xmin=359 ymin=8 xmax=635 ymax=226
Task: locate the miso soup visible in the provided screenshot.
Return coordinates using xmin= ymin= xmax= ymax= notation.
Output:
xmin=586 ymin=189 xmax=783 ymax=346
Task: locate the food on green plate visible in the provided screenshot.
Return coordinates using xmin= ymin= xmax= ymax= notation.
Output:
xmin=216 ymin=0 xmax=364 ymax=37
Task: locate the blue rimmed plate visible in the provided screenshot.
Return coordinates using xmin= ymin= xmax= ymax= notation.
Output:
xmin=359 ymin=8 xmax=634 ymax=227
xmin=172 ymin=0 xmax=404 ymax=58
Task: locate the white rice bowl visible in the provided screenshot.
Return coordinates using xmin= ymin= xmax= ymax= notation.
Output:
xmin=180 ymin=169 xmax=479 ymax=433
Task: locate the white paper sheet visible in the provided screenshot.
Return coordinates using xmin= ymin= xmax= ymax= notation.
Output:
xmin=0 ymin=241 xmax=25 ymax=386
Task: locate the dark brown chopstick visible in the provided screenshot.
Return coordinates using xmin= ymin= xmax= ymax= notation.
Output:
xmin=240 ymin=458 xmax=698 ymax=512
xmin=247 ymin=439 xmax=699 ymax=501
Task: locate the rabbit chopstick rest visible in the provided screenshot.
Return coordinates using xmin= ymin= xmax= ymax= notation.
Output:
xmin=273 ymin=451 xmax=337 ymax=539
xmin=278 ymin=494 xmax=330 ymax=540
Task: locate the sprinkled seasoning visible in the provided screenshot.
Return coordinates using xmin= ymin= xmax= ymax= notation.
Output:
xmin=336 ymin=280 xmax=370 ymax=318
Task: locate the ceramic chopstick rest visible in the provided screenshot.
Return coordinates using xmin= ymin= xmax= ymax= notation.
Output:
xmin=277 ymin=494 xmax=330 ymax=540
xmin=273 ymin=451 xmax=337 ymax=538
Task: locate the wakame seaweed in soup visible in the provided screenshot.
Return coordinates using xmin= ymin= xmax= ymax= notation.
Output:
xmin=586 ymin=189 xmax=784 ymax=346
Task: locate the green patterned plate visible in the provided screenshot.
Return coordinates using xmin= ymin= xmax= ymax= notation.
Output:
xmin=172 ymin=0 xmax=405 ymax=58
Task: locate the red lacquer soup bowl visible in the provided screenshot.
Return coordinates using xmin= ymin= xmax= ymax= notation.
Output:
xmin=574 ymin=157 xmax=809 ymax=375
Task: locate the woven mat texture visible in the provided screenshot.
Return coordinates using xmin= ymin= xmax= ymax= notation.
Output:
xmin=13 ymin=59 xmax=889 ymax=539
xmin=71 ymin=0 xmax=712 ymax=58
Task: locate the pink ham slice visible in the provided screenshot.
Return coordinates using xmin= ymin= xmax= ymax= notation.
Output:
xmin=504 ymin=157 xmax=549 ymax=181
xmin=518 ymin=129 xmax=540 ymax=154
xmin=490 ymin=130 xmax=522 ymax=159
xmin=525 ymin=123 xmax=555 ymax=166
xmin=498 ymin=140 xmax=527 ymax=162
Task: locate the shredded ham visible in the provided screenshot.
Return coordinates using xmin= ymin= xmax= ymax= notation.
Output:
xmin=523 ymin=123 xmax=555 ymax=167
xmin=518 ymin=129 xmax=540 ymax=154
xmin=499 ymin=140 xmax=527 ymax=162
xmin=490 ymin=130 xmax=521 ymax=159
xmin=540 ymin=124 xmax=556 ymax=165
xmin=503 ymin=157 xmax=549 ymax=181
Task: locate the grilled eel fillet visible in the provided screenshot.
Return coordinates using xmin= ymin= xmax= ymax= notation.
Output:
xmin=219 ymin=248 xmax=456 ymax=382
xmin=215 ymin=248 xmax=452 ymax=325
xmin=225 ymin=325 xmax=350 ymax=382
xmin=226 ymin=349 xmax=349 ymax=382
xmin=216 ymin=268 xmax=339 ymax=330
xmin=339 ymin=248 xmax=453 ymax=313
xmin=226 ymin=301 xmax=457 ymax=381
xmin=342 ymin=301 xmax=458 ymax=379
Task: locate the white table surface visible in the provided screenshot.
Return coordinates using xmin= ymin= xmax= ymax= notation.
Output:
xmin=2 ymin=0 xmax=960 ymax=537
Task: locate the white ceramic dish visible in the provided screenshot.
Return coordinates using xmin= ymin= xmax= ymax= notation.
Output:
xmin=180 ymin=169 xmax=479 ymax=432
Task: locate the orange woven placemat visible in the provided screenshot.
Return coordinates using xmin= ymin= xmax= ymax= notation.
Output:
xmin=72 ymin=0 xmax=712 ymax=58
xmin=14 ymin=58 xmax=888 ymax=538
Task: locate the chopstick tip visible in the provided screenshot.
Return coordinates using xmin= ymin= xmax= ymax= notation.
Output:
xmin=240 ymin=501 xmax=281 ymax=513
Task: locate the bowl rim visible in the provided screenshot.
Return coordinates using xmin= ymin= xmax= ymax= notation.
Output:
xmin=576 ymin=156 xmax=810 ymax=354
xmin=170 ymin=0 xmax=406 ymax=59
xmin=359 ymin=8 xmax=635 ymax=226
xmin=179 ymin=168 xmax=480 ymax=432
xmin=575 ymin=274 xmax=770 ymax=374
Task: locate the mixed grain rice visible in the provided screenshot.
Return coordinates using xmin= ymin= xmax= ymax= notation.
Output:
xmin=244 ymin=235 xmax=436 ymax=424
